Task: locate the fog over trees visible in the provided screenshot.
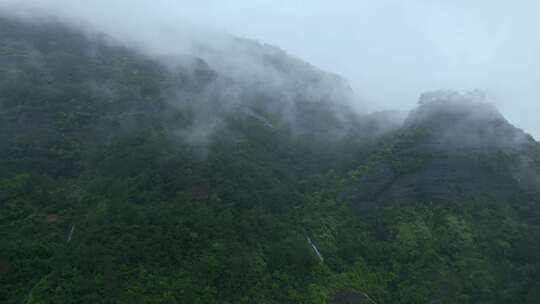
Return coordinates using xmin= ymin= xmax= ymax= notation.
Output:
xmin=1 ymin=3 xmax=540 ymax=304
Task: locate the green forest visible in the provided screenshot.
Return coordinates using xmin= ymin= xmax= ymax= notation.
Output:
xmin=1 ymin=16 xmax=540 ymax=303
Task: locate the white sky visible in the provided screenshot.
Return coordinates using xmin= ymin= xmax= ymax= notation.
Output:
xmin=2 ymin=0 xmax=540 ymax=137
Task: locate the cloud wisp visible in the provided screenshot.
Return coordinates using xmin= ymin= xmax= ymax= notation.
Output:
xmin=1 ymin=0 xmax=539 ymax=138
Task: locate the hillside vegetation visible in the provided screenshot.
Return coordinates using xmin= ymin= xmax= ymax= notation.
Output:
xmin=1 ymin=16 xmax=540 ymax=303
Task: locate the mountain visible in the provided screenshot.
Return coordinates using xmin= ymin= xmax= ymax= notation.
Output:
xmin=1 ymin=16 xmax=540 ymax=304
xmin=349 ymin=92 xmax=539 ymax=207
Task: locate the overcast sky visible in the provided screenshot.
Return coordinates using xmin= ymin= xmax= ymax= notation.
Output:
xmin=3 ymin=0 xmax=540 ymax=137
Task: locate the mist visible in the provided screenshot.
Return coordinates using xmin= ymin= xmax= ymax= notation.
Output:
xmin=1 ymin=0 xmax=539 ymax=138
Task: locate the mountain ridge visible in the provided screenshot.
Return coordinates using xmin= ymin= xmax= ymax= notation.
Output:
xmin=1 ymin=16 xmax=540 ymax=304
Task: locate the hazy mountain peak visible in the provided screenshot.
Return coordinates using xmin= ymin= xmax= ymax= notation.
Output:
xmin=405 ymin=90 xmax=531 ymax=150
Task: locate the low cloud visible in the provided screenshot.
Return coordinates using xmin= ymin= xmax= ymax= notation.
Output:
xmin=1 ymin=0 xmax=538 ymax=139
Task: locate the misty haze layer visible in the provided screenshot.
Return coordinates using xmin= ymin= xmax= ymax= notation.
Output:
xmin=1 ymin=0 xmax=538 ymax=138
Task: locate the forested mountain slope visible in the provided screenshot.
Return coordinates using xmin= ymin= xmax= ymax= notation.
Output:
xmin=1 ymin=16 xmax=540 ymax=304
xmin=349 ymin=95 xmax=539 ymax=207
